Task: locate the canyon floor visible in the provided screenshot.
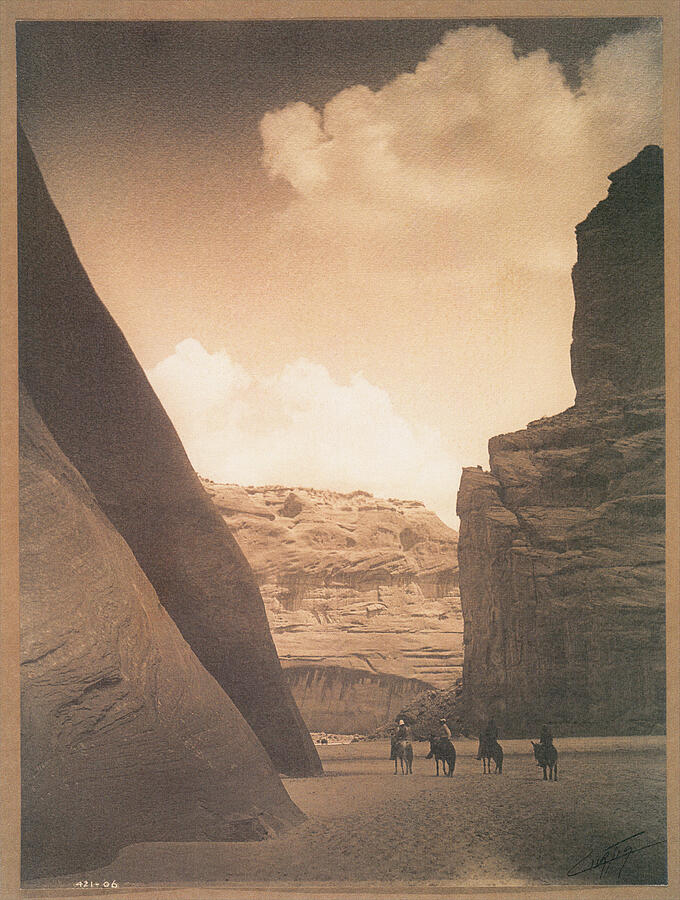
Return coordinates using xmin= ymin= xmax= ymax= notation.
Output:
xmin=27 ymin=736 xmax=667 ymax=893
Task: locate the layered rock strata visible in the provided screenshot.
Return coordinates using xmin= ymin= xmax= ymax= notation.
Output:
xmin=203 ymin=483 xmax=463 ymax=732
xmin=457 ymin=146 xmax=665 ymax=736
xmin=18 ymin=126 xmax=320 ymax=778
xmin=285 ymin=667 xmax=434 ymax=734
xmin=20 ymin=386 xmax=304 ymax=879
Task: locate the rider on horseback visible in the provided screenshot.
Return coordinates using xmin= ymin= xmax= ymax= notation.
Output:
xmin=532 ymin=725 xmax=558 ymax=780
xmin=475 ymin=717 xmax=499 ymax=759
xmin=539 ymin=723 xmax=554 ymax=747
xmin=427 ymin=721 xmax=456 ymax=776
xmin=397 ymin=720 xmax=411 ymax=741
xmin=391 ymin=719 xmax=411 ymax=759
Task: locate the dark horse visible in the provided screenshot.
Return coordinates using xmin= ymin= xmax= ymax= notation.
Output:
xmin=531 ymin=741 xmax=558 ymax=780
xmin=426 ymin=735 xmax=456 ymax=776
xmin=481 ymin=739 xmax=503 ymax=774
xmin=392 ymin=739 xmax=413 ymax=774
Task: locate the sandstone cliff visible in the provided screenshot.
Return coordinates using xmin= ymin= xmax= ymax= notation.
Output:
xmin=571 ymin=145 xmax=665 ymax=401
xmin=18 ymin=126 xmax=320 ymax=778
xmin=18 ymin=125 xmax=323 ymax=878
xmin=20 ymin=386 xmax=304 ymax=879
xmin=203 ymin=483 xmax=463 ymax=732
xmin=456 ymin=146 xmax=665 ymax=736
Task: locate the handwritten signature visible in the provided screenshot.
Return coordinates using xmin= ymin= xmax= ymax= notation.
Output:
xmin=568 ymin=831 xmax=665 ymax=881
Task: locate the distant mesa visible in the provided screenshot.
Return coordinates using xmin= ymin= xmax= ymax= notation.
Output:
xmin=202 ymin=482 xmax=462 ymax=734
xmin=457 ymin=146 xmax=666 ymax=737
xmin=18 ymin=125 xmax=319 ymax=879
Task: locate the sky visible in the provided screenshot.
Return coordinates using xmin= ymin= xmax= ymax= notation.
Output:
xmin=16 ymin=18 xmax=663 ymax=527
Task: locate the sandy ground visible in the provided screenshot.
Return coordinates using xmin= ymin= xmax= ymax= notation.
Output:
xmin=28 ymin=736 xmax=667 ymax=893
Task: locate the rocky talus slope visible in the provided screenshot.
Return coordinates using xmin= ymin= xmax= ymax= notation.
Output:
xmin=18 ymin=126 xmax=318 ymax=878
xmin=203 ymin=483 xmax=462 ymax=733
xmin=365 ymin=679 xmax=465 ymax=741
xmin=457 ymin=146 xmax=665 ymax=736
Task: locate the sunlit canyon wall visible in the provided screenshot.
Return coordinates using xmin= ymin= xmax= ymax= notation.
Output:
xmin=205 ymin=484 xmax=463 ymax=733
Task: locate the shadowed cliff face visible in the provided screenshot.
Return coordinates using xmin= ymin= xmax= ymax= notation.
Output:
xmin=571 ymin=145 xmax=664 ymax=402
xmin=20 ymin=386 xmax=305 ymax=880
xmin=456 ymin=147 xmax=665 ymax=736
xmin=17 ymin=124 xmax=321 ymax=779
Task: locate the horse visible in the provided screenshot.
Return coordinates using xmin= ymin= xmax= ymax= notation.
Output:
xmin=481 ymin=739 xmax=503 ymax=774
xmin=392 ymin=739 xmax=414 ymax=774
xmin=426 ymin=735 xmax=456 ymax=776
xmin=531 ymin=741 xmax=558 ymax=780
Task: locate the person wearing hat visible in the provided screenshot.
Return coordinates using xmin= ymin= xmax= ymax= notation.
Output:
xmin=391 ymin=718 xmax=411 ymax=759
xmin=396 ymin=719 xmax=411 ymax=741
xmin=439 ymin=717 xmax=452 ymax=744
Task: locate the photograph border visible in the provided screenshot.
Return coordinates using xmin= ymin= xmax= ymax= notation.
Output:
xmin=1 ymin=2 xmax=678 ymax=898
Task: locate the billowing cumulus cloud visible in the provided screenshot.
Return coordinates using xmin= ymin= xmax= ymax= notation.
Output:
xmin=259 ymin=25 xmax=661 ymax=281
xmin=147 ymin=339 xmax=462 ymax=526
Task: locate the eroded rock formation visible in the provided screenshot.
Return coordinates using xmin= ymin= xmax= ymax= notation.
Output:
xmin=18 ymin=125 xmax=320 ymax=778
xmin=285 ymin=667 xmax=434 ymax=734
xmin=203 ymin=483 xmax=463 ymax=732
xmin=457 ymin=147 xmax=665 ymax=736
xmin=20 ymin=386 xmax=304 ymax=879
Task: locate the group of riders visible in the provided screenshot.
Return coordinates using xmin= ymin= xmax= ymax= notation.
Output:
xmin=389 ymin=716 xmax=456 ymax=765
xmin=390 ymin=716 xmax=555 ymax=766
xmin=390 ymin=716 xmax=451 ymax=748
xmin=474 ymin=718 xmax=553 ymax=757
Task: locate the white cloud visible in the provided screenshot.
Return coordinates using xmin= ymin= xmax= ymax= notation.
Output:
xmin=147 ymin=339 xmax=462 ymax=527
xmin=260 ymin=102 xmax=329 ymax=195
xmin=259 ymin=24 xmax=662 ymax=278
xmin=578 ymin=27 xmax=662 ymax=160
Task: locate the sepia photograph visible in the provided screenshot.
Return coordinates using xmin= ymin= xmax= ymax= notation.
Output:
xmin=1 ymin=2 xmax=678 ymax=898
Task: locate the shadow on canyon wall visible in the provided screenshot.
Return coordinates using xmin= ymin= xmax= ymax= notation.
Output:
xmin=18 ymin=125 xmax=321 ymax=880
